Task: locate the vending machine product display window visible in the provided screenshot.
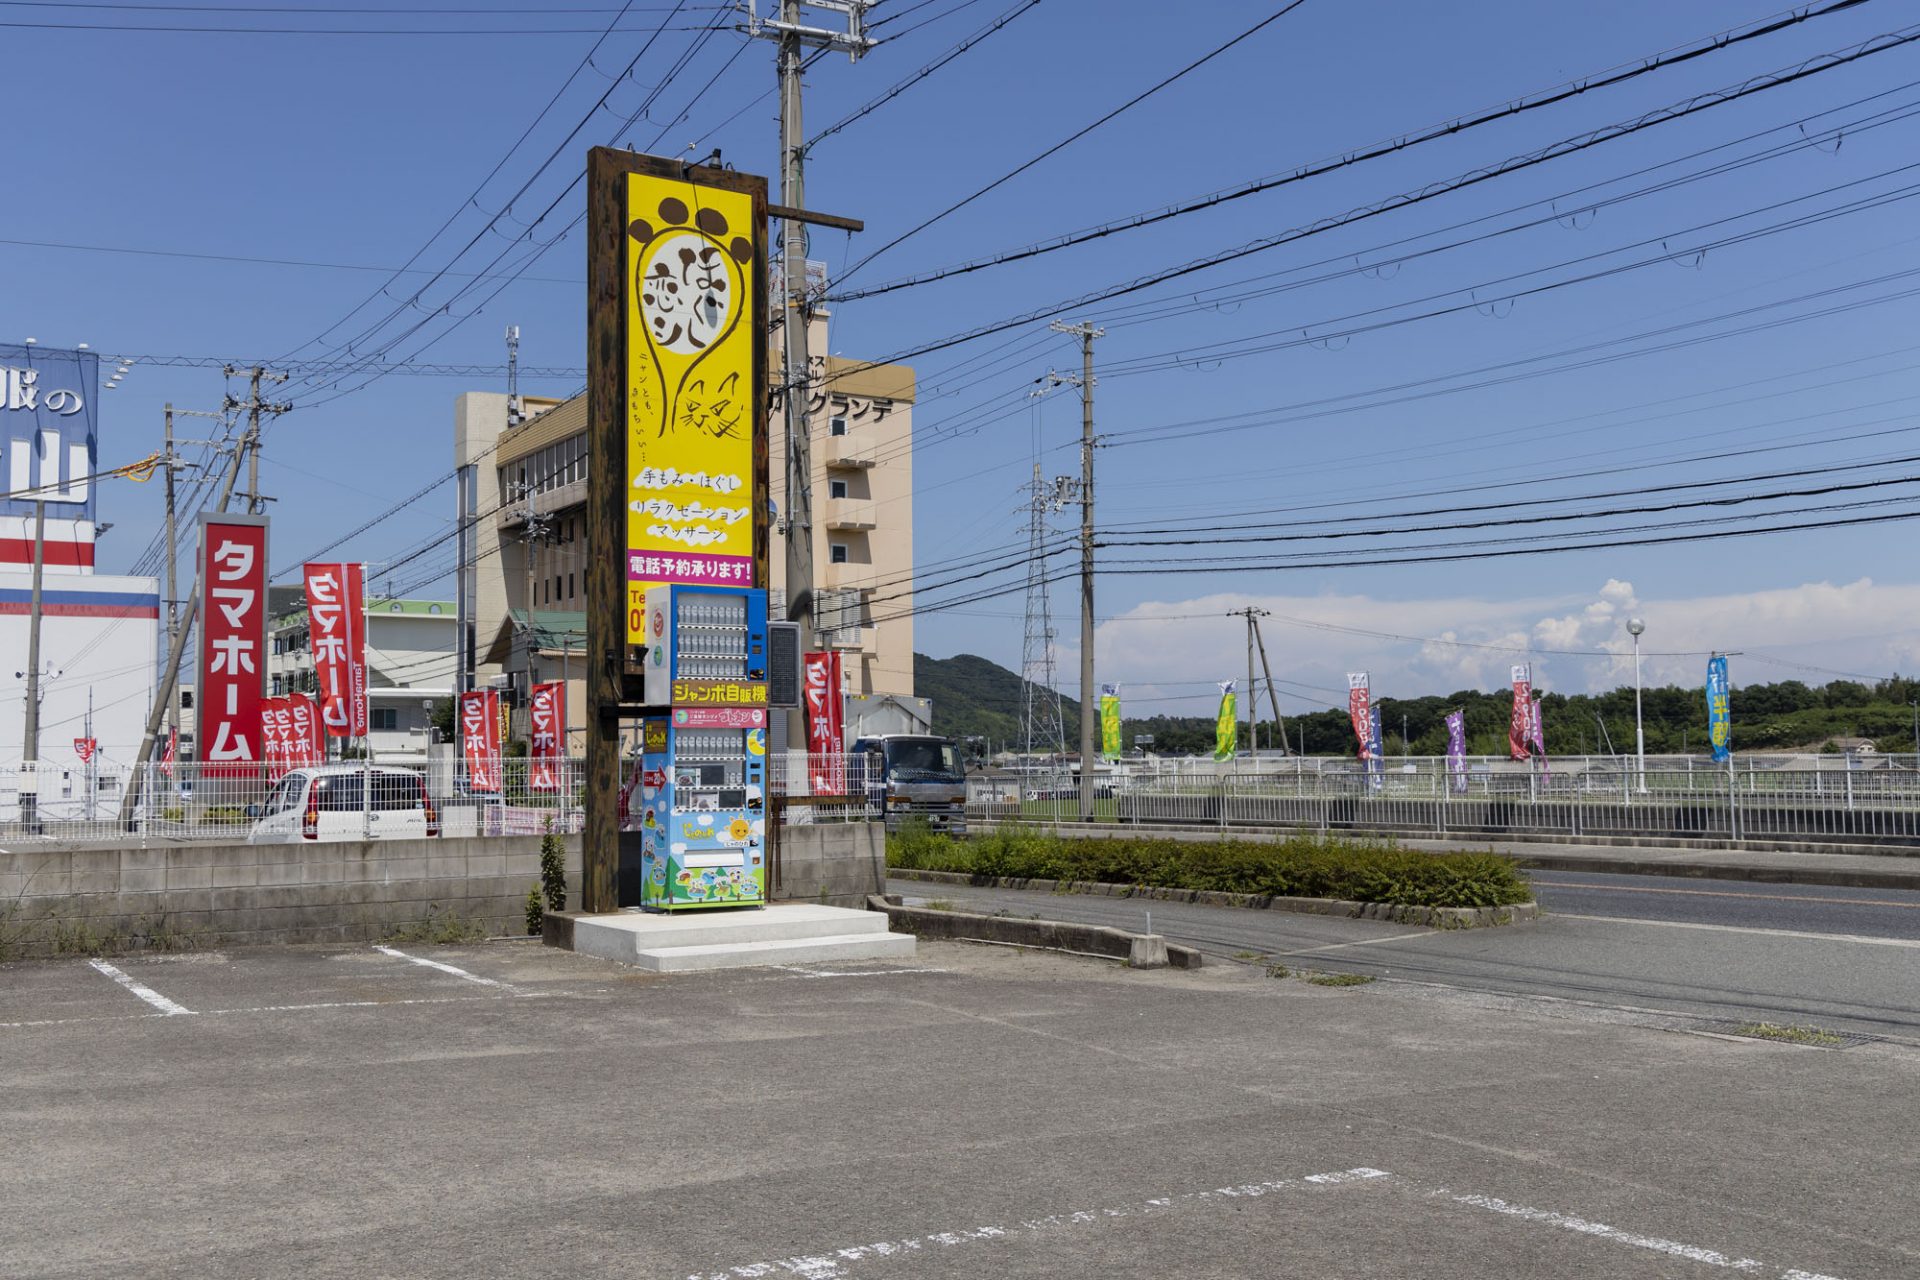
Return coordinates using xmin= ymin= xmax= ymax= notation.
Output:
xmin=635 ymin=584 xmax=771 ymax=911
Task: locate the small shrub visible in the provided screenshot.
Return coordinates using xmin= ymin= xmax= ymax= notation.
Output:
xmin=525 ymin=885 xmax=544 ymax=936
xmin=388 ymin=905 xmax=488 ymax=945
xmin=886 ymin=829 xmax=1530 ymax=909
xmin=1264 ymin=963 xmax=1290 ymax=979
xmin=49 ymin=918 xmax=119 ymax=956
xmin=539 ymin=824 xmax=567 ymax=913
xmin=1733 ymin=1022 xmax=1846 ymax=1047
xmin=1304 ymin=972 xmax=1374 ymax=987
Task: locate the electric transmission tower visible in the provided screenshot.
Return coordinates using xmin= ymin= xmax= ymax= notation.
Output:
xmin=1021 ymin=465 xmax=1071 ymax=764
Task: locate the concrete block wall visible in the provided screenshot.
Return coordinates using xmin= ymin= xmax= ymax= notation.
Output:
xmin=0 ymin=836 xmax=582 ymax=957
xmin=771 ymin=822 xmax=887 ymax=908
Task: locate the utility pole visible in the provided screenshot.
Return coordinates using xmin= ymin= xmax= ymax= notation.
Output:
xmin=1228 ymin=607 xmax=1270 ymax=757
xmin=744 ymin=1 xmax=871 ymax=774
xmin=118 ymin=425 xmax=248 ymax=827
xmin=164 ymin=406 xmax=181 ymax=759
xmin=18 ymin=495 xmax=48 ymax=830
xmin=1048 ymin=320 xmax=1103 ymax=819
xmin=223 ymin=365 xmax=289 ymax=516
xmin=745 ymin=0 xmax=873 ymax=645
xmin=1248 ymin=611 xmax=1288 ymax=756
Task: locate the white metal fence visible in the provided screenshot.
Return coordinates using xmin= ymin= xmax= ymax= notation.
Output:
xmin=968 ymin=755 xmax=1920 ymax=847
xmin=0 ymin=752 xmax=886 ymax=845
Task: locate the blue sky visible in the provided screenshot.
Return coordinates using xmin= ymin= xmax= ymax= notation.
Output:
xmin=9 ymin=0 xmax=1920 ymax=715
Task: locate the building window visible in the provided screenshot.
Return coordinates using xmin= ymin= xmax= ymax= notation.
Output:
xmin=829 ymin=416 xmax=848 ymax=437
xmin=829 ymin=543 xmax=849 ymax=564
xmin=371 ymin=707 xmax=398 ymax=732
xmin=829 ymin=479 xmax=848 ymax=499
xmin=568 ymin=572 xmax=575 ymax=599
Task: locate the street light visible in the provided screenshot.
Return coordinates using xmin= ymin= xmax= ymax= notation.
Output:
xmin=1626 ymin=618 xmax=1647 ymax=792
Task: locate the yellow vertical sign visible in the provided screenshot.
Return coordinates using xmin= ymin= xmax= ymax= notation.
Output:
xmin=624 ymin=170 xmax=759 ymax=642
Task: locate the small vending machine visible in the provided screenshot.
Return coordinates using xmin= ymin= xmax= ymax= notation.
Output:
xmin=636 ymin=583 xmax=771 ymax=911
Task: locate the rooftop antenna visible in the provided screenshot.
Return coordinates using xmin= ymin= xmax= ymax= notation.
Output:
xmin=505 ymin=325 xmax=522 ymax=427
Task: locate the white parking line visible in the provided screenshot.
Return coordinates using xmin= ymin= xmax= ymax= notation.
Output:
xmin=371 ymin=945 xmax=517 ymax=989
xmin=86 ymin=959 xmax=195 ymax=1016
xmin=1276 ymin=930 xmax=1433 ymax=958
xmin=1439 ymin=1189 xmax=1846 ymax=1278
xmin=770 ymin=966 xmax=948 ymax=979
xmin=686 ymin=1167 xmax=1390 ymax=1279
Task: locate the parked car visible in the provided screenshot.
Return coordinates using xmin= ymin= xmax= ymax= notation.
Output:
xmin=245 ymin=766 xmax=439 ymax=843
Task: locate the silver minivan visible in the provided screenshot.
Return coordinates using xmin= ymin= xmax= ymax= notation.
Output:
xmin=246 ymin=766 xmax=440 ymax=843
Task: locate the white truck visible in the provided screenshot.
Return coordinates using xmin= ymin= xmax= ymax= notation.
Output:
xmin=848 ymin=733 xmax=968 ymax=834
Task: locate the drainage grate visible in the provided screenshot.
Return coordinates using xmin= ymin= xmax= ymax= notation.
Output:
xmin=1689 ymin=1017 xmax=1878 ymax=1050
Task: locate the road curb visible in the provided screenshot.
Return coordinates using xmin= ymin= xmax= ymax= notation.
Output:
xmin=888 ymin=867 xmax=1539 ymax=929
xmin=866 ymin=893 xmax=1200 ymax=968
xmin=1508 ymin=850 xmax=1920 ymax=891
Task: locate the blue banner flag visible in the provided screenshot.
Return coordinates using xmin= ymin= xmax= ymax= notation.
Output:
xmin=1705 ymin=654 xmax=1732 ymax=763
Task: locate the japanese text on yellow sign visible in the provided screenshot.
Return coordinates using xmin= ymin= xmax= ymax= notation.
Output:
xmin=625 ymin=170 xmax=758 ymax=642
xmin=672 ymin=679 xmax=769 ymax=707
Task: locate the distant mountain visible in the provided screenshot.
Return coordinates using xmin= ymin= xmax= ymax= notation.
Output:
xmin=914 ymin=652 xmax=1078 ymax=748
xmin=916 ymin=654 xmax=1920 ymax=758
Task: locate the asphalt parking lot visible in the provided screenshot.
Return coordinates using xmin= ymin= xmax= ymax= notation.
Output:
xmin=5 ymin=934 xmax=1918 ymax=1278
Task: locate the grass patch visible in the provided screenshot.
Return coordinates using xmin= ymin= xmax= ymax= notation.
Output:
xmin=1732 ymin=1022 xmax=1848 ymax=1047
xmin=386 ymin=904 xmax=489 ymax=945
xmin=1302 ymin=971 xmax=1375 ymax=987
xmin=1264 ymin=963 xmax=1290 ymax=979
xmin=920 ymin=899 xmax=957 ymax=912
xmin=887 ymin=825 xmax=1529 ymax=909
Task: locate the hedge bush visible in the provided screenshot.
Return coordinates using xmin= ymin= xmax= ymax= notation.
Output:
xmin=887 ymin=825 xmax=1530 ymax=909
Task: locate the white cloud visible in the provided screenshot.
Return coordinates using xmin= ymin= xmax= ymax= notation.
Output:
xmin=1086 ymin=577 xmax=1920 ymax=712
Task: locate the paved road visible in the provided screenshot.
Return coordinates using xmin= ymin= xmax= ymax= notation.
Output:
xmin=891 ymin=870 xmax=1920 ymax=1040
xmin=5 ymin=937 xmax=1918 ymax=1278
xmin=1529 ymin=870 xmax=1920 ymax=939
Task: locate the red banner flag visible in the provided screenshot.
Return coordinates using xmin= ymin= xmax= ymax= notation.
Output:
xmin=303 ymin=562 xmax=368 ymax=739
xmin=159 ymin=727 xmax=177 ymax=778
xmin=73 ymin=738 xmax=96 ymax=762
xmin=285 ymin=692 xmax=323 ymax=768
xmin=528 ymin=680 xmax=565 ymax=792
xmin=260 ymin=697 xmax=285 ymax=781
xmin=1509 ymin=665 xmax=1534 ymax=761
xmin=460 ymin=689 xmax=501 ymax=792
xmin=1345 ymin=672 xmax=1372 ymax=761
xmin=198 ymin=513 xmax=268 ymax=774
xmin=804 ymin=651 xmax=846 ymax=793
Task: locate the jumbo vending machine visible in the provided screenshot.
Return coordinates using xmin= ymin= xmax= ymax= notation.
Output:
xmin=637 ymin=583 xmax=771 ymax=910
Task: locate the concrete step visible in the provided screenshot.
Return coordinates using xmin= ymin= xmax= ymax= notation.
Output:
xmin=634 ymin=931 xmax=918 ymax=973
xmin=568 ymin=903 xmax=896 ymax=965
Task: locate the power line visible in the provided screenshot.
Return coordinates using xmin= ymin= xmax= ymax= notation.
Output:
xmin=273 ymin=0 xmax=705 ymax=390
xmin=805 ymin=0 xmax=1041 ymax=149
xmin=808 ymin=17 xmax=1920 ymax=385
xmin=832 ymin=0 xmax=1313 ymax=286
xmin=281 ymin=8 xmax=738 ymax=407
xmin=0 ymin=17 xmax=723 ymax=34
xmin=828 ymin=0 xmax=1882 ymax=302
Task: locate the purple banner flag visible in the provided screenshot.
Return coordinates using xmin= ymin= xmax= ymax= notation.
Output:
xmin=1445 ymin=710 xmax=1468 ymax=795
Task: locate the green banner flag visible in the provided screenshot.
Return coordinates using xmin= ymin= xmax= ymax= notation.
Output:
xmin=1213 ymin=680 xmax=1237 ymax=762
xmin=1099 ymin=684 xmax=1121 ymax=761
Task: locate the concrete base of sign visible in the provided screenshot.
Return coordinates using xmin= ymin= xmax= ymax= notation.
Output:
xmin=555 ymin=902 xmax=915 ymax=973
